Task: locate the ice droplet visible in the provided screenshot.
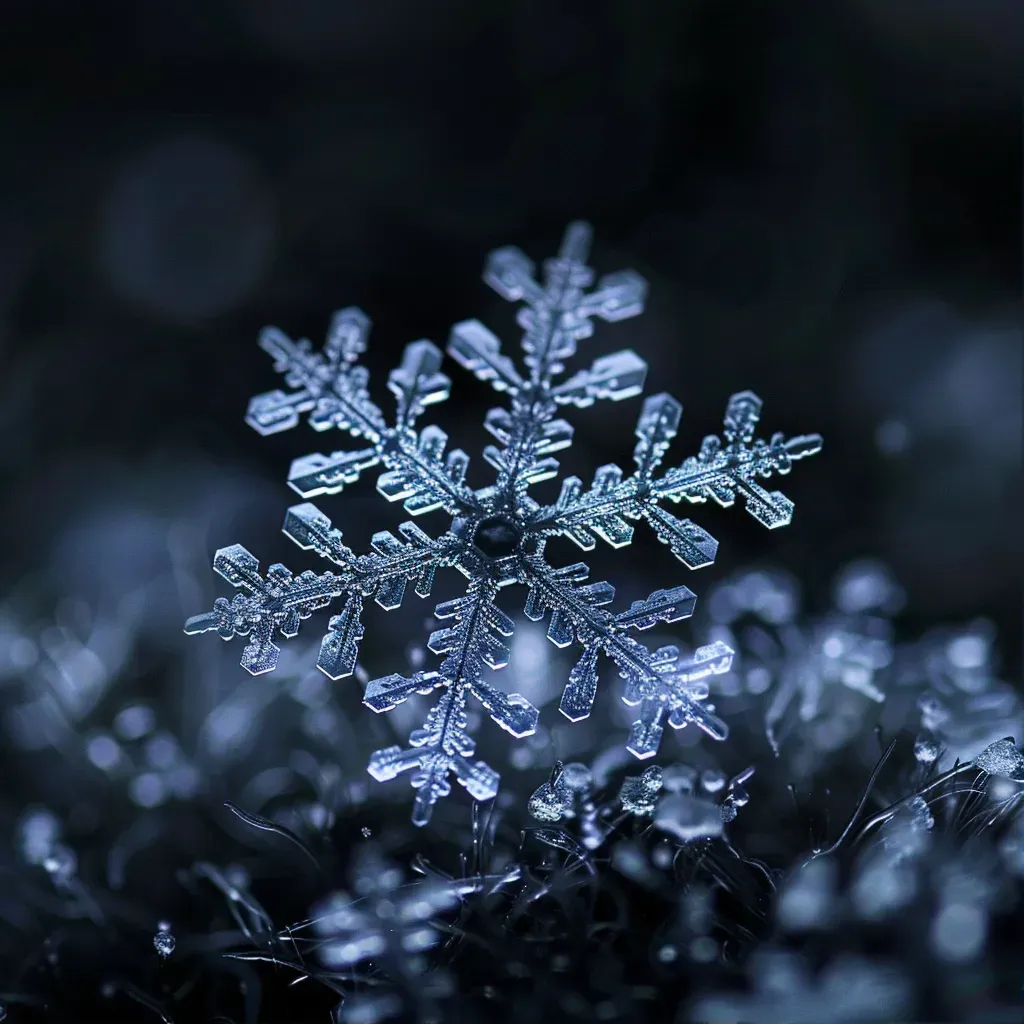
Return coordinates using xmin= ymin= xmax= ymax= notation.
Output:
xmin=914 ymin=733 xmax=940 ymax=764
xmin=153 ymin=928 xmax=176 ymax=957
xmin=974 ymin=738 xmax=1024 ymax=780
xmin=528 ymin=762 xmax=574 ymax=822
xmin=654 ymin=794 xmax=723 ymax=843
xmin=619 ymin=765 xmax=664 ymax=816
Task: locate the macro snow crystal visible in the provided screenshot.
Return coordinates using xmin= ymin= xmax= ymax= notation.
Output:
xmin=186 ymin=222 xmax=822 ymax=824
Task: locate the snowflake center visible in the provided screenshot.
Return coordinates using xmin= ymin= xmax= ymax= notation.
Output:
xmin=472 ymin=516 xmax=523 ymax=559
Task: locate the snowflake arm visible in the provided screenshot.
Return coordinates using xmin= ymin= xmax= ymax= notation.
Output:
xmin=519 ymin=555 xmax=732 ymax=756
xmin=446 ymin=319 xmax=525 ymax=395
xmin=185 ymin=503 xmax=458 ymax=679
xmin=654 ymin=391 xmax=824 ymax=527
xmin=483 ymin=221 xmax=648 ymax=387
xmin=244 ymin=307 xmax=479 ymax=518
xmin=446 ymin=222 xmax=649 ymax=504
xmin=363 ymin=581 xmax=539 ymax=826
xmin=183 ymin=544 xmax=350 ymax=676
xmin=245 ymin=307 xmax=385 ymax=439
xmin=529 ymin=391 xmax=822 ymax=567
xmin=620 ymin=641 xmax=735 ymax=759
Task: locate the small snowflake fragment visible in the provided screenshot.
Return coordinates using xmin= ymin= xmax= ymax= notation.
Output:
xmin=974 ymin=738 xmax=1024 ymax=781
xmin=187 ymin=223 xmax=821 ymax=823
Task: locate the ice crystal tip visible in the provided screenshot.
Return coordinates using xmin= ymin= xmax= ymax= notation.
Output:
xmin=187 ymin=224 xmax=822 ymax=822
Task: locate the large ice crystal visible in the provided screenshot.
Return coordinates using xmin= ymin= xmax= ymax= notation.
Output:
xmin=186 ymin=223 xmax=821 ymax=823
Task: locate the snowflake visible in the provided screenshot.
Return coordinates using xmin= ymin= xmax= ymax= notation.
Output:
xmin=186 ymin=222 xmax=821 ymax=824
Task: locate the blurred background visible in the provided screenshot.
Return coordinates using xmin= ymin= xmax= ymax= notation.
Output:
xmin=1 ymin=0 xmax=1018 ymax=649
xmin=0 ymin=1 xmax=1020 ymax=1018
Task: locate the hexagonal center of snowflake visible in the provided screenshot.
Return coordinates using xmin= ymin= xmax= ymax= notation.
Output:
xmin=472 ymin=516 xmax=522 ymax=560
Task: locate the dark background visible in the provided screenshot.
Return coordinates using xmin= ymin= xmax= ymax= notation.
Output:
xmin=0 ymin=3 xmax=1020 ymax=736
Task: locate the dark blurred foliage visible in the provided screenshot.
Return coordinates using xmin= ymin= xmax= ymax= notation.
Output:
xmin=0 ymin=1 xmax=1020 ymax=1021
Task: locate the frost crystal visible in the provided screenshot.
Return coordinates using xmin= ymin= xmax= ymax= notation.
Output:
xmin=974 ymin=738 xmax=1024 ymax=781
xmin=153 ymin=922 xmax=176 ymax=958
xmin=619 ymin=765 xmax=664 ymax=815
xmin=528 ymin=759 xmax=593 ymax=822
xmin=186 ymin=223 xmax=821 ymax=823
